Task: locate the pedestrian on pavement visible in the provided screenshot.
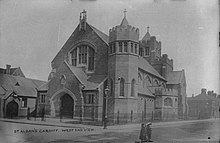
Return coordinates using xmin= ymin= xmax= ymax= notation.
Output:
xmin=27 ymin=107 xmax=30 ymax=120
xmin=41 ymin=107 xmax=45 ymax=121
xmin=139 ymin=123 xmax=147 ymax=142
xmin=146 ymin=122 xmax=153 ymax=142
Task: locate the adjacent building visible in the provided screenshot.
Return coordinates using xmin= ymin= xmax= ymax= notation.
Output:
xmin=0 ymin=65 xmax=46 ymax=118
xmin=187 ymin=88 xmax=220 ymax=119
xmin=37 ymin=10 xmax=187 ymax=124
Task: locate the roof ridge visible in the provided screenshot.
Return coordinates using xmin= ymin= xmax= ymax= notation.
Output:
xmin=88 ymin=24 xmax=109 ymax=45
xmin=64 ymin=61 xmax=87 ymax=85
xmin=139 ymin=57 xmax=166 ymax=81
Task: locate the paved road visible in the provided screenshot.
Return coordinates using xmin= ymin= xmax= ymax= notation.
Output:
xmin=0 ymin=119 xmax=219 ymax=143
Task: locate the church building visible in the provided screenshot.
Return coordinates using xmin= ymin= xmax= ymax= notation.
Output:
xmin=37 ymin=10 xmax=187 ymax=124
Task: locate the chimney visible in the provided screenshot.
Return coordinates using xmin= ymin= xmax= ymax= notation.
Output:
xmin=192 ymin=94 xmax=194 ymax=98
xmin=201 ymin=88 xmax=207 ymax=94
xmin=6 ymin=64 xmax=11 ymax=74
xmin=213 ymin=93 xmax=217 ymax=98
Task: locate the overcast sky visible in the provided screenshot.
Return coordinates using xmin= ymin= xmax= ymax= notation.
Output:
xmin=0 ymin=0 xmax=219 ymax=96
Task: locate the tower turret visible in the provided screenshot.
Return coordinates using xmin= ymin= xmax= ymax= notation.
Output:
xmin=107 ymin=10 xmax=140 ymax=123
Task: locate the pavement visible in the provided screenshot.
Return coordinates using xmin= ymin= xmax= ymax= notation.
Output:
xmin=0 ymin=117 xmax=219 ymax=132
xmin=0 ymin=118 xmax=219 ymax=143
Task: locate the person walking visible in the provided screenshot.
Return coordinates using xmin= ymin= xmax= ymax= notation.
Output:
xmin=139 ymin=123 xmax=147 ymax=142
xmin=146 ymin=122 xmax=153 ymax=142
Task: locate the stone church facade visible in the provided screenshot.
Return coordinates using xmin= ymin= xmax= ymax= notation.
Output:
xmin=37 ymin=10 xmax=187 ymax=124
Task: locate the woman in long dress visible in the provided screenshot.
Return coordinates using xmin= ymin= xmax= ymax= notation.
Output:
xmin=139 ymin=123 xmax=147 ymax=142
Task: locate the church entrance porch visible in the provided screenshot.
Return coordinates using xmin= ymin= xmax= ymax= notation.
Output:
xmin=6 ymin=100 xmax=18 ymax=118
xmin=60 ymin=94 xmax=74 ymax=118
xmin=49 ymin=88 xmax=77 ymax=119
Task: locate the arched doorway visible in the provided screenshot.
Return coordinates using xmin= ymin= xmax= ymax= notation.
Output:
xmin=60 ymin=94 xmax=74 ymax=118
xmin=6 ymin=100 xmax=18 ymax=118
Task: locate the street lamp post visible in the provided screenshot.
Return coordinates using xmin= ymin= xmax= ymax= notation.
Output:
xmin=104 ymin=86 xmax=110 ymax=129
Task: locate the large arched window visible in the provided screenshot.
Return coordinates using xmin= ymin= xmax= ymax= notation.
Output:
xmin=70 ymin=45 xmax=95 ymax=71
xmin=120 ymin=78 xmax=125 ymax=96
xmin=131 ymin=79 xmax=135 ymax=97
xmin=164 ymin=97 xmax=173 ymax=107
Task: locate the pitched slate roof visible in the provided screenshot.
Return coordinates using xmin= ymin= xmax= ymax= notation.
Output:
xmin=0 ymin=67 xmax=25 ymax=77
xmin=89 ymin=24 xmax=109 ymax=45
xmin=0 ymin=74 xmax=46 ymax=97
xmin=167 ymin=70 xmax=184 ymax=84
xmin=65 ymin=61 xmax=107 ymax=90
xmin=142 ymin=32 xmax=151 ymax=42
xmin=65 ymin=61 xmax=88 ymax=85
xmin=138 ymin=57 xmax=166 ymax=81
xmin=120 ymin=16 xmax=129 ymax=27
xmin=37 ymin=81 xmax=49 ymax=91
xmin=0 ymin=86 xmax=5 ymax=95
xmin=85 ymin=75 xmax=107 ymax=90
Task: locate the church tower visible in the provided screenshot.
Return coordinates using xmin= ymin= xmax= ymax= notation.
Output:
xmin=140 ymin=27 xmax=173 ymax=79
xmin=108 ymin=10 xmax=140 ymax=123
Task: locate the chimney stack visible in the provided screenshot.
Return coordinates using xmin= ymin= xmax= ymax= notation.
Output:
xmin=201 ymin=88 xmax=207 ymax=94
xmin=6 ymin=64 xmax=11 ymax=74
xmin=192 ymin=94 xmax=194 ymax=98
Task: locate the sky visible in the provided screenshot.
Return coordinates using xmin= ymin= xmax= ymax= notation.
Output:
xmin=0 ymin=0 xmax=219 ymax=96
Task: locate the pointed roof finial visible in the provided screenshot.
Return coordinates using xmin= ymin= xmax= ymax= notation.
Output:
xmin=82 ymin=9 xmax=86 ymax=14
xmin=124 ymin=9 xmax=127 ymax=17
xmin=147 ymin=26 xmax=150 ymax=33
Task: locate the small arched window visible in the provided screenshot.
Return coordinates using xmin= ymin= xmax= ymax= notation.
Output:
xmin=131 ymin=79 xmax=135 ymax=97
xmin=139 ymin=47 xmax=143 ymax=56
xmin=145 ymin=47 xmax=150 ymax=56
xmin=147 ymin=76 xmax=152 ymax=86
xmin=154 ymin=79 xmax=159 ymax=86
xmin=161 ymin=82 xmax=166 ymax=88
xmin=120 ymin=78 xmax=125 ymax=96
xmin=138 ymin=73 xmax=142 ymax=84
xmin=60 ymin=75 xmax=66 ymax=85
xmin=164 ymin=97 xmax=173 ymax=107
xmin=143 ymin=77 xmax=147 ymax=88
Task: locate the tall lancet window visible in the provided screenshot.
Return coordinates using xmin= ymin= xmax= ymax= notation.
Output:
xmin=131 ymin=79 xmax=135 ymax=97
xmin=124 ymin=42 xmax=128 ymax=52
xmin=145 ymin=47 xmax=150 ymax=56
xmin=119 ymin=42 xmax=123 ymax=52
xmin=120 ymin=78 xmax=125 ymax=96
